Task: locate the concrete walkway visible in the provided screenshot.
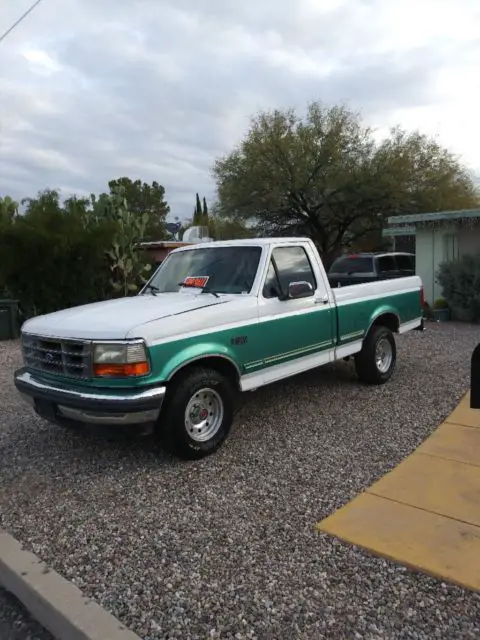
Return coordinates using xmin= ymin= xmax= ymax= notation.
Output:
xmin=317 ymin=392 xmax=480 ymax=592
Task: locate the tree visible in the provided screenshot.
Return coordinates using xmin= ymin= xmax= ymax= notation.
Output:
xmin=212 ymin=217 xmax=254 ymax=240
xmin=192 ymin=193 xmax=210 ymax=226
xmin=213 ymin=102 xmax=479 ymax=266
xmin=0 ymin=190 xmax=114 ymax=316
xmin=0 ymin=196 xmax=19 ymax=222
xmin=193 ymin=192 xmax=202 ymax=224
xmin=107 ymin=177 xmax=169 ymax=240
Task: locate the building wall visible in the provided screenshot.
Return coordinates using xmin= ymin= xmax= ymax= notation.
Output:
xmin=416 ymin=226 xmax=480 ymax=304
xmin=144 ymin=247 xmax=171 ymax=264
xmin=416 ymin=229 xmax=437 ymax=304
xmin=458 ymin=228 xmax=480 ymax=255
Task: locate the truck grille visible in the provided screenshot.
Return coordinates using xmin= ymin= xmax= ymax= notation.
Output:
xmin=22 ymin=334 xmax=92 ymax=379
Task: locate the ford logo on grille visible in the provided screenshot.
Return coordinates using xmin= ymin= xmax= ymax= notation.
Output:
xmin=45 ymin=352 xmax=56 ymax=362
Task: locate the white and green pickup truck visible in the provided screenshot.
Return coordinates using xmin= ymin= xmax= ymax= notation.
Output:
xmin=14 ymin=238 xmax=424 ymax=459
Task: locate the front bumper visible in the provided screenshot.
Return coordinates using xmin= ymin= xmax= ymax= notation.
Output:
xmin=14 ymin=368 xmax=166 ymax=432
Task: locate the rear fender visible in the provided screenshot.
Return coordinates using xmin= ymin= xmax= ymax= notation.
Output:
xmin=366 ymin=305 xmax=400 ymax=335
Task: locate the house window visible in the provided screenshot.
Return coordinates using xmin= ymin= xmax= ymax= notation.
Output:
xmin=443 ymin=234 xmax=459 ymax=262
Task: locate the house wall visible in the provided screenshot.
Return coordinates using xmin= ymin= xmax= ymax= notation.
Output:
xmin=416 ymin=229 xmax=438 ymax=304
xmin=416 ymin=226 xmax=480 ymax=304
xmin=458 ymin=228 xmax=480 ymax=255
xmin=144 ymin=247 xmax=171 ymax=264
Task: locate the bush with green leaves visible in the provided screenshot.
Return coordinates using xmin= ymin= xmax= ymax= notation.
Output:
xmin=0 ymin=182 xmax=166 ymax=318
xmin=437 ymin=253 xmax=480 ymax=322
xmin=433 ymin=297 xmax=449 ymax=309
xmin=0 ymin=190 xmax=116 ymax=317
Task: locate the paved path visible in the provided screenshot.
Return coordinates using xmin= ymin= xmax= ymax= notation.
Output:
xmin=318 ymin=391 xmax=480 ymax=591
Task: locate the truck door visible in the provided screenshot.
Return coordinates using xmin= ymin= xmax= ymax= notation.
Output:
xmin=256 ymin=244 xmax=335 ymax=384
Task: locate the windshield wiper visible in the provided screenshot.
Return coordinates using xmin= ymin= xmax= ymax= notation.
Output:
xmin=143 ymin=283 xmax=160 ymax=296
xmin=177 ymin=282 xmax=220 ymax=298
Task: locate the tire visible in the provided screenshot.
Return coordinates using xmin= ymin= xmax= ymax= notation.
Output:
xmin=355 ymin=325 xmax=396 ymax=385
xmin=159 ymin=367 xmax=236 ymax=460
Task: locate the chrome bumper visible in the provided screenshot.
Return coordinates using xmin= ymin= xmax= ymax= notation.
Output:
xmin=14 ymin=369 xmax=166 ymax=427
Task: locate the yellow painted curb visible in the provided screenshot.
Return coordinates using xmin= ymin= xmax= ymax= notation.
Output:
xmin=317 ymin=391 xmax=480 ymax=592
xmin=446 ymin=392 xmax=480 ymax=429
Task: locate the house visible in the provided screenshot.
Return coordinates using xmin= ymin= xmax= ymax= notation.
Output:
xmin=382 ymin=209 xmax=480 ymax=305
xmin=140 ymin=241 xmax=192 ymax=265
xmin=141 ymin=227 xmax=214 ymax=265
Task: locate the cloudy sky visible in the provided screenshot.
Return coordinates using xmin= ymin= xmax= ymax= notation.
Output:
xmin=1 ymin=0 xmax=479 ymax=219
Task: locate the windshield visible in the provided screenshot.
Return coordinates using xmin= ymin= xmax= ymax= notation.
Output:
xmin=145 ymin=246 xmax=262 ymax=294
xmin=329 ymin=256 xmax=374 ymax=275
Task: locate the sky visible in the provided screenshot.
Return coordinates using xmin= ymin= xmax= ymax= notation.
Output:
xmin=1 ymin=0 xmax=479 ymax=220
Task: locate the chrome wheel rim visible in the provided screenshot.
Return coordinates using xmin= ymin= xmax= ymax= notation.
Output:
xmin=185 ymin=387 xmax=224 ymax=442
xmin=375 ymin=338 xmax=393 ymax=373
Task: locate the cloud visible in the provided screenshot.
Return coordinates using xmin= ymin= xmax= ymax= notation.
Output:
xmin=0 ymin=0 xmax=479 ymax=219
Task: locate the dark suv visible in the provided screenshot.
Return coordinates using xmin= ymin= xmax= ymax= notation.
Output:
xmin=328 ymin=252 xmax=415 ymax=288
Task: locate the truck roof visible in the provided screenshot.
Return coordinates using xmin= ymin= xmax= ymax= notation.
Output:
xmin=172 ymin=237 xmax=312 ymax=251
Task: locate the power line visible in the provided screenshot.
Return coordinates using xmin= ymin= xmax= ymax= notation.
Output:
xmin=0 ymin=0 xmax=45 ymax=45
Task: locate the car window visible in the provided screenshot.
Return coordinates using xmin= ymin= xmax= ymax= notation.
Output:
xmin=147 ymin=246 xmax=262 ymax=294
xmin=329 ymin=256 xmax=374 ymax=274
xmin=271 ymin=246 xmax=317 ymax=294
xmin=377 ymin=255 xmax=397 ymax=273
xmin=395 ymin=254 xmax=415 ymax=272
xmin=262 ymin=260 xmax=282 ymax=299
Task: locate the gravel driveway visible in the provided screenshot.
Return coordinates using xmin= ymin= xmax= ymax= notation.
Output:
xmin=1 ymin=323 xmax=480 ymax=640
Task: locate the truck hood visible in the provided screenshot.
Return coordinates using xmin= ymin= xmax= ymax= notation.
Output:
xmin=22 ymin=293 xmax=229 ymax=341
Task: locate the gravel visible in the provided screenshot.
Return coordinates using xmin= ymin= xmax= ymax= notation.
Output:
xmin=1 ymin=322 xmax=480 ymax=640
xmin=0 ymin=587 xmax=54 ymax=640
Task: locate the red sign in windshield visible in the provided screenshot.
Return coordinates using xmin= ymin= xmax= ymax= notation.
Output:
xmin=182 ymin=276 xmax=210 ymax=288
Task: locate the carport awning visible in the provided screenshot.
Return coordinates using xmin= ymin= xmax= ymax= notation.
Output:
xmin=382 ymin=226 xmax=416 ymax=237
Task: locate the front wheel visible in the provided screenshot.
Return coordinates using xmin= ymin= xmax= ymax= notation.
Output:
xmin=355 ymin=325 xmax=397 ymax=385
xmin=159 ymin=367 xmax=235 ymax=459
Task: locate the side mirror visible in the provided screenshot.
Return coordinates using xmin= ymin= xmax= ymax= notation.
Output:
xmin=286 ymin=281 xmax=314 ymax=300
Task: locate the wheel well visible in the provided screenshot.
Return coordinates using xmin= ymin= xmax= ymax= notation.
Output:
xmin=371 ymin=312 xmax=400 ymax=333
xmin=169 ymin=356 xmax=241 ymax=389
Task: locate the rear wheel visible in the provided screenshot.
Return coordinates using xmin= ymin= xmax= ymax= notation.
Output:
xmin=355 ymin=325 xmax=396 ymax=385
xmin=160 ymin=367 xmax=235 ymax=459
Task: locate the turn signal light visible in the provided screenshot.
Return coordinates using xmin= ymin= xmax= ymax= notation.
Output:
xmin=93 ymin=362 xmax=150 ymax=377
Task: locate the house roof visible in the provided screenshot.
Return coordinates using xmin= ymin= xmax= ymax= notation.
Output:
xmin=387 ymin=208 xmax=480 ymax=225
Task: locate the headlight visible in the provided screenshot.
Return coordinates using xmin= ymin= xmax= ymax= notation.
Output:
xmin=93 ymin=341 xmax=150 ymax=377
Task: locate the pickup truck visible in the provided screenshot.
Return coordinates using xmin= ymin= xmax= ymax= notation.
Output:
xmin=14 ymin=238 xmax=424 ymax=459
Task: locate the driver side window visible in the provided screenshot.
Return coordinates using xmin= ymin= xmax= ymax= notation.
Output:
xmin=262 ymin=246 xmax=317 ymax=299
xmin=263 ymin=260 xmax=281 ymax=299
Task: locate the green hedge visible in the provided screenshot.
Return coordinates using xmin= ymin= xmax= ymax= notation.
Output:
xmin=437 ymin=253 xmax=480 ymax=322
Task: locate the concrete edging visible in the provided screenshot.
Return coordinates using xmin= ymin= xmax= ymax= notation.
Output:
xmin=0 ymin=530 xmax=141 ymax=640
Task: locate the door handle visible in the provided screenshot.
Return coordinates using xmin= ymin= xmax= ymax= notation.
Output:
xmin=315 ymin=294 xmax=329 ymax=304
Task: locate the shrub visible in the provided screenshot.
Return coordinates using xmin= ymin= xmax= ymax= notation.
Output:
xmin=433 ymin=297 xmax=449 ymax=309
xmin=0 ymin=187 xmax=163 ymax=319
xmin=0 ymin=211 xmax=115 ymax=317
xmin=437 ymin=253 xmax=480 ymax=322
xmin=0 ymin=190 xmax=116 ymax=317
